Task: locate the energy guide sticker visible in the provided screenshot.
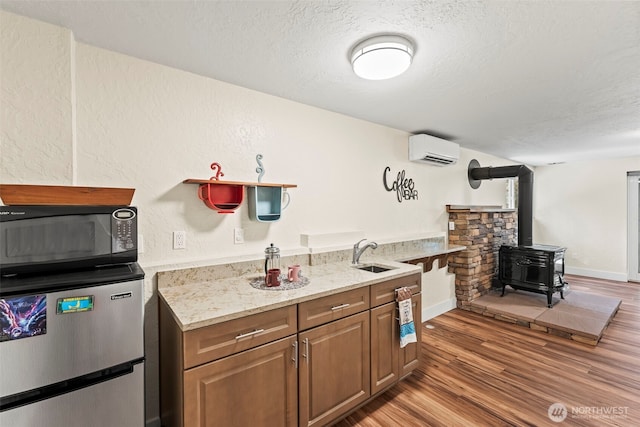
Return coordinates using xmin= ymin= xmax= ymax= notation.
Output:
xmin=57 ymin=295 xmax=94 ymax=314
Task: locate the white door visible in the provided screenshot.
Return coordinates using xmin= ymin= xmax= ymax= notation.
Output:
xmin=628 ymin=173 xmax=640 ymax=282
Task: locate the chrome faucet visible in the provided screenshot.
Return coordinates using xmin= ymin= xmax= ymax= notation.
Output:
xmin=352 ymin=238 xmax=378 ymax=264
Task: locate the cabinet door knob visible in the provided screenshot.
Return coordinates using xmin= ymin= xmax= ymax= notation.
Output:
xmin=292 ymin=340 xmax=298 ymax=369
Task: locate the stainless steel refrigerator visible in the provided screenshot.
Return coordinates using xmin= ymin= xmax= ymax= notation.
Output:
xmin=0 ymin=264 xmax=145 ymax=427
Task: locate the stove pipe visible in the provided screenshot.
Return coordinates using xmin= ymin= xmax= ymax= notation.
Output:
xmin=467 ymin=159 xmax=533 ymax=246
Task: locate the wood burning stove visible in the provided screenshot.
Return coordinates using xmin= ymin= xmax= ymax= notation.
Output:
xmin=467 ymin=160 xmax=570 ymax=307
xmin=499 ymin=244 xmax=568 ymax=307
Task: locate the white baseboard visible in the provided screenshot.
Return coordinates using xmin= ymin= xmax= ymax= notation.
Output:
xmin=146 ymin=417 xmax=161 ymax=427
xmin=422 ymin=298 xmax=457 ymax=321
xmin=565 ymin=267 xmax=627 ymax=282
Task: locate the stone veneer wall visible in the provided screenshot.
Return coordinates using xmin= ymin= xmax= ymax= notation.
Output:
xmin=447 ymin=206 xmax=517 ymax=309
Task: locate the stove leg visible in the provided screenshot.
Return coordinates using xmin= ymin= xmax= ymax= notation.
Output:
xmin=501 ymin=285 xmax=506 ymax=297
xmin=557 ymin=273 xmax=566 ymax=300
xmin=547 ymin=293 xmax=553 ymax=308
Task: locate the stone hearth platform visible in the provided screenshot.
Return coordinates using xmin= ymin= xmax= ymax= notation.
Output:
xmin=469 ymin=287 xmax=621 ymax=345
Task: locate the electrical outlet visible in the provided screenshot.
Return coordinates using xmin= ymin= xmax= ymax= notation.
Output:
xmin=234 ymin=227 xmax=245 ymax=244
xmin=448 ymin=221 xmax=455 ymax=231
xmin=173 ymin=231 xmax=186 ymax=249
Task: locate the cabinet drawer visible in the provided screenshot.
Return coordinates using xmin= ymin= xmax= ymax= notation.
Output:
xmin=370 ymin=273 xmax=421 ymax=307
xmin=298 ymin=287 xmax=370 ymax=330
xmin=183 ymin=305 xmax=297 ymax=369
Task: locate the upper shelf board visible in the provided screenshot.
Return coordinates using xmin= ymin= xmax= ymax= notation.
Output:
xmin=183 ymin=179 xmax=297 ymax=188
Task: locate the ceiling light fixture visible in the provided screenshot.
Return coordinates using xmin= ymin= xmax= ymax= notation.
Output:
xmin=351 ymin=35 xmax=414 ymax=80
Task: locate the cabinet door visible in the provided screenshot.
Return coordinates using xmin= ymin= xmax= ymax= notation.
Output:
xmin=298 ymin=311 xmax=370 ymax=427
xmin=183 ymin=335 xmax=298 ymax=427
xmin=370 ymin=302 xmax=399 ymax=395
xmin=400 ymin=293 xmax=421 ymax=377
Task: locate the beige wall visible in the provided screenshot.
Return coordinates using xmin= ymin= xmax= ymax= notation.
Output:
xmin=0 ymin=12 xmax=75 ymax=183
xmin=534 ymin=157 xmax=640 ymax=281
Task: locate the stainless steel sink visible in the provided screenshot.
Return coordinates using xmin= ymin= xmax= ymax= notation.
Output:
xmin=353 ymin=263 xmax=396 ymax=273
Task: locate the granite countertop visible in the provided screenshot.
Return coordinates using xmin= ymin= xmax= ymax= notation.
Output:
xmin=392 ymin=244 xmax=466 ymax=263
xmin=158 ymin=244 xmax=465 ymax=332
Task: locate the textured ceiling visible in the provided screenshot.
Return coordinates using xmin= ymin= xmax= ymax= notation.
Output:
xmin=2 ymin=0 xmax=640 ymax=165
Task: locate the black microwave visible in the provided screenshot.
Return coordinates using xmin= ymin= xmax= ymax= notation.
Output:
xmin=0 ymin=205 xmax=138 ymax=276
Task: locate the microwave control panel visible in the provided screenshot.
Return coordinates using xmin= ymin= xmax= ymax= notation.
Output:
xmin=112 ymin=208 xmax=137 ymax=253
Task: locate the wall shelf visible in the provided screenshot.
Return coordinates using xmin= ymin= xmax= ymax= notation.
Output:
xmin=183 ymin=179 xmax=297 ymax=188
xmin=183 ymin=179 xmax=296 ymax=215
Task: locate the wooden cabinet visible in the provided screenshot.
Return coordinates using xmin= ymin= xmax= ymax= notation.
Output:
xmin=298 ymin=311 xmax=370 ymax=427
xmin=160 ymin=273 xmax=422 ymax=427
xmin=370 ymin=274 xmax=422 ymax=395
xmin=297 ymin=288 xmax=371 ymax=427
xmin=159 ymin=304 xmax=297 ymax=427
xmin=184 ymin=336 xmax=298 ymax=427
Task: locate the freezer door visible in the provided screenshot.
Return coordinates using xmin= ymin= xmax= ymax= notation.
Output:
xmin=0 ymin=362 xmax=144 ymax=427
xmin=0 ymin=279 xmax=144 ymax=396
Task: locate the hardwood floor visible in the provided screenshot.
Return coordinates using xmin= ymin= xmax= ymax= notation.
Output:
xmin=334 ymin=275 xmax=640 ymax=427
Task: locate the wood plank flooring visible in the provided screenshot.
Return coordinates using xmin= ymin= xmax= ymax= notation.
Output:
xmin=334 ymin=275 xmax=640 ymax=427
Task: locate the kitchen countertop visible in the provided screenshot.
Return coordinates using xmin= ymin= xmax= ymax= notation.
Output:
xmin=158 ymin=244 xmax=465 ymax=332
xmin=391 ymin=244 xmax=466 ymax=263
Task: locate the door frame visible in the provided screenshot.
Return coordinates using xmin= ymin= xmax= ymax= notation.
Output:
xmin=628 ymin=172 xmax=639 ymax=282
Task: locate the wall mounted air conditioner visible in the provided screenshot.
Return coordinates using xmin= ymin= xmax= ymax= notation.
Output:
xmin=408 ymin=134 xmax=460 ymax=166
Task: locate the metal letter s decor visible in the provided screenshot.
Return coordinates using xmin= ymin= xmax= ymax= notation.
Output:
xmin=255 ymin=154 xmax=265 ymax=183
xmin=383 ymin=167 xmax=418 ymax=202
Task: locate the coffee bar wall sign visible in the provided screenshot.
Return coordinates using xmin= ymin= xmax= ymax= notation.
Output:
xmin=383 ymin=166 xmax=418 ymax=202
